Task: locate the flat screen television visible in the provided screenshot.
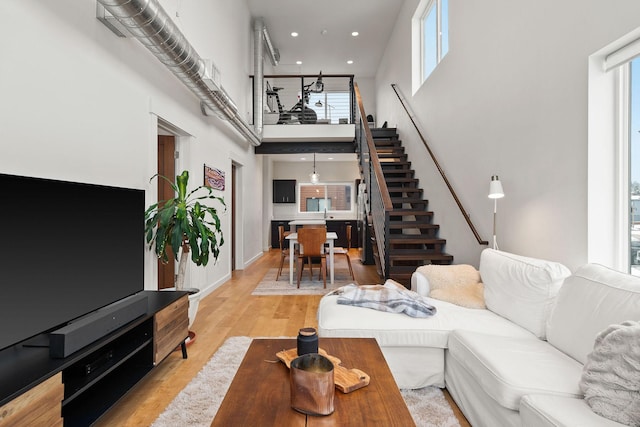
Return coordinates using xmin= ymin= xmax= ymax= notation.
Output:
xmin=0 ymin=173 xmax=145 ymax=352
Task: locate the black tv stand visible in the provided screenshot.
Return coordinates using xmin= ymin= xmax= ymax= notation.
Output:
xmin=0 ymin=291 xmax=189 ymax=427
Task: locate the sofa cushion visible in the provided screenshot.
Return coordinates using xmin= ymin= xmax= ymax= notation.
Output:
xmin=317 ymin=294 xmax=534 ymax=349
xmin=546 ymin=263 xmax=640 ymax=365
xmin=447 ymin=330 xmax=583 ymax=411
xmin=414 ymin=264 xmax=486 ymax=309
xmin=480 ymin=249 xmax=571 ymax=339
xmin=520 ymin=394 xmax=627 ymax=427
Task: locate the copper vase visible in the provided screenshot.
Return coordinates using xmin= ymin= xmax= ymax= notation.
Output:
xmin=289 ymin=353 xmax=335 ymax=416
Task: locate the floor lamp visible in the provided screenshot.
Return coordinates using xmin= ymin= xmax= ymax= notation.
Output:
xmin=488 ymin=175 xmax=505 ymax=250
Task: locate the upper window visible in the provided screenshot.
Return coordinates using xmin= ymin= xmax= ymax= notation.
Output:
xmin=412 ymin=0 xmax=449 ymax=92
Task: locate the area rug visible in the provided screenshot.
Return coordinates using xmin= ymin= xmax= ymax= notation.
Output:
xmin=152 ymin=336 xmax=461 ymax=427
xmin=251 ymin=267 xmax=356 ymax=295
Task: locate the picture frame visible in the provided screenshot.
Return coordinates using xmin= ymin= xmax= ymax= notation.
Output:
xmin=204 ymin=164 xmax=225 ymax=191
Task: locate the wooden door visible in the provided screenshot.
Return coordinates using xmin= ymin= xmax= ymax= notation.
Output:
xmin=157 ymin=135 xmax=175 ymax=290
xmin=231 ymin=163 xmax=236 ymax=271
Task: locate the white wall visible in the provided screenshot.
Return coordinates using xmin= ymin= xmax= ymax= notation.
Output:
xmin=355 ymin=77 xmax=376 ymax=122
xmin=375 ymin=0 xmax=640 ymax=270
xmin=0 ymin=0 xmax=263 ymax=296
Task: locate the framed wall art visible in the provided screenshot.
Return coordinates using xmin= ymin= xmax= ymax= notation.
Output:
xmin=204 ymin=164 xmax=225 ymax=191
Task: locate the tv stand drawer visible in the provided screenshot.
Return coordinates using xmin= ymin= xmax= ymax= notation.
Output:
xmin=154 ymin=294 xmax=189 ymax=364
xmin=0 ymin=373 xmax=63 ymax=427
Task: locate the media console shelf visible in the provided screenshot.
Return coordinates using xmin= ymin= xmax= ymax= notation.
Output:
xmin=0 ymin=291 xmax=189 ymax=427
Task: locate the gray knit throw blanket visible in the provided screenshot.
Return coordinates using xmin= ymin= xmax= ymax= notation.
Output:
xmin=332 ymin=282 xmax=437 ymax=318
xmin=579 ymin=320 xmax=640 ymax=426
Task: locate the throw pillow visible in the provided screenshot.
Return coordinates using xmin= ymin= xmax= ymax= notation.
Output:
xmin=415 ymin=264 xmax=485 ymax=309
xmin=579 ymin=320 xmax=640 ymax=426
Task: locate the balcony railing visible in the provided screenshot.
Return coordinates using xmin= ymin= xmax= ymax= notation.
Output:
xmin=253 ymin=74 xmax=355 ymax=126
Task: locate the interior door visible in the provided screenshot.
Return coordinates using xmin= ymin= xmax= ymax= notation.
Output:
xmin=232 ymin=163 xmax=236 ymax=271
xmin=157 ymin=135 xmax=176 ymax=289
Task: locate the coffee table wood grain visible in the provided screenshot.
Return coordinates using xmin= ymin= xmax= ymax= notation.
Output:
xmin=211 ymin=338 xmax=415 ymax=426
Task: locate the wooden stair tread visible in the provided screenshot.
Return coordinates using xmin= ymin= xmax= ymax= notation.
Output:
xmin=389 ymin=236 xmax=446 ymax=243
xmin=389 ymin=252 xmax=454 ymax=261
xmin=389 ymin=222 xmax=438 ymax=229
xmin=389 ymin=209 xmax=433 ymax=215
xmin=387 ymin=188 xmax=423 ymax=194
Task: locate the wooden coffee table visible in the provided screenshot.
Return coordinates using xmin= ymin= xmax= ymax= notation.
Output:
xmin=211 ymin=338 xmax=415 ymax=426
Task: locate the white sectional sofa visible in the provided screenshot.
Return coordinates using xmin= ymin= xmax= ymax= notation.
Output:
xmin=317 ymin=249 xmax=640 ymax=426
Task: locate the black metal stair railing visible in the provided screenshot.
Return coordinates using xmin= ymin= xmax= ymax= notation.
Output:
xmin=354 ymin=83 xmax=392 ymax=278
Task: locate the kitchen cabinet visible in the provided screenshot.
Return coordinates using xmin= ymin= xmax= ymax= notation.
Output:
xmin=273 ymin=180 xmax=296 ymax=203
xmin=271 ymin=220 xmax=359 ymax=249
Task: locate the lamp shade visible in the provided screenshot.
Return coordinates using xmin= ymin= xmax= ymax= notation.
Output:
xmin=488 ymin=175 xmax=504 ymax=199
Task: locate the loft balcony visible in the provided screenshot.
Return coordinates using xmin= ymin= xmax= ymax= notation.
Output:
xmin=254 ymin=74 xmax=357 ymax=154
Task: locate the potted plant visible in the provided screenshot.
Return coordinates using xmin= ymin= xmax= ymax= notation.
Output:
xmin=144 ymin=170 xmax=225 ymax=330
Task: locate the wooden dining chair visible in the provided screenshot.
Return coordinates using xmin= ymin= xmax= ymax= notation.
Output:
xmin=276 ymin=225 xmax=291 ymax=280
xmin=333 ymin=225 xmax=354 ymax=280
xmin=296 ymin=227 xmax=327 ymax=288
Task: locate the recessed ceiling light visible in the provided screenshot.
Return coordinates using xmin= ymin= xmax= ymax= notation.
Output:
xmin=291 ymin=32 xmax=299 ymax=37
xmin=328 ymin=157 xmax=334 ymax=160
xmin=301 ymin=157 xmax=307 ymax=161
xmin=352 ymin=31 xmax=359 ymax=37
xmin=296 ymin=60 xmax=302 ymax=65
xmin=347 ymin=60 xmax=354 ymax=64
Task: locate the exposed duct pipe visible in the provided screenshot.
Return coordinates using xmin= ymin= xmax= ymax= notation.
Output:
xmin=97 ymin=0 xmax=261 ymax=146
xmin=262 ymin=25 xmax=280 ymax=67
xmin=254 ymin=19 xmax=265 ymax=136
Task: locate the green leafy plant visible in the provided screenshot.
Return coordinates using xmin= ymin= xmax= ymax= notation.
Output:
xmin=144 ymin=170 xmax=225 ymax=289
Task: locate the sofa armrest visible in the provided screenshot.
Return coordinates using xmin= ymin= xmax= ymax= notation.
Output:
xmin=411 ymin=270 xmax=430 ymax=296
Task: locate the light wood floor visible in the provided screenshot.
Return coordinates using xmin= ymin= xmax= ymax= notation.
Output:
xmin=96 ymin=249 xmax=470 ymax=427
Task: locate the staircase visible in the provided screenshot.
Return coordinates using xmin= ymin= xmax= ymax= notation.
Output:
xmin=367 ymin=127 xmax=453 ymax=285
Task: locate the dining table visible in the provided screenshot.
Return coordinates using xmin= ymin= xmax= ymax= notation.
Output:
xmin=285 ymin=231 xmax=337 ymax=285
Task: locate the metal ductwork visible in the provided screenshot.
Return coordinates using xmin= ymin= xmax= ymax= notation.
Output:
xmin=97 ymin=0 xmax=261 ymax=146
xmin=262 ymin=25 xmax=280 ymax=67
xmin=254 ymin=19 xmax=265 ymax=137
xmin=252 ymin=19 xmax=279 ymax=137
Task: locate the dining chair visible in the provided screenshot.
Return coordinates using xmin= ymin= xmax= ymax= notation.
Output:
xmin=276 ymin=225 xmax=291 ymax=280
xmin=332 ymin=225 xmax=354 ymax=280
xmin=296 ymin=227 xmax=327 ymax=288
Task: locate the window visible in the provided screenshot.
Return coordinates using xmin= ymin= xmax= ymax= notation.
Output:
xmin=589 ymin=33 xmax=640 ymax=274
xmin=412 ymin=0 xmax=449 ymax=92
xmin=308 ymin=92 xmax=351 ymax=124
xmin=629 ymin=58 xmax=640 ymax=273
xmin=298 ymin=183 xmax=352 ymax=213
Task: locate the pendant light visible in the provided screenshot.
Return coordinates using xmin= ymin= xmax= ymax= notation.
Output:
xmin=310 ymin=153 xmax=320 ymax=184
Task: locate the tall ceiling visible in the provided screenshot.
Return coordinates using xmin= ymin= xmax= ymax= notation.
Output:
xmin=246 ymin=0 xmax=405 ymax=78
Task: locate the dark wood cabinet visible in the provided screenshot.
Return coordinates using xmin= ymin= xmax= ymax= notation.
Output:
xmin=326 ymin=220 xmax=359 ymax=248
xmin=273 ymin=180 xmax=296 ymax=203
xmin=271 ymin=220 xmax=359 ymax=249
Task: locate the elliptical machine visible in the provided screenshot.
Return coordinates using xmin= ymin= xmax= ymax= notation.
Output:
xmin=265 ymin=72 xmax=324 ymax=124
